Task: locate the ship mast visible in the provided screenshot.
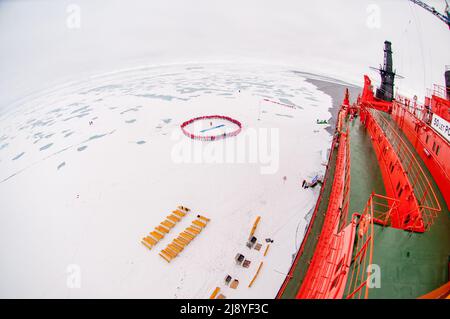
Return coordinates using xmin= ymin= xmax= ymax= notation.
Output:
xmin=375 ymin=41 xmax=396 ymax=102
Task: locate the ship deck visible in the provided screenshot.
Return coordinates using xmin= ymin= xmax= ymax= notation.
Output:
xmin=280 ymin=117 xmax=385 ymax=298
xmin=365 ymin=109 xmax=450 ymax=298
xmin=280 ymin=110 xmax=450 ymax=299
xmin=279 ymin=147 xmax=339 ymax=298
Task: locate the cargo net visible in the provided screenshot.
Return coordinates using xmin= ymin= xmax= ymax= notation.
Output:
xmin=180 ymin=115 xmax=242 ymax=141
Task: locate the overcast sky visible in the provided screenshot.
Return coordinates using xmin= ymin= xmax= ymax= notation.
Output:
xmin=0 ymin=0 xmax=449 ymax=109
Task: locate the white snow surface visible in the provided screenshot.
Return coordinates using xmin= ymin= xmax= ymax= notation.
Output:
xmin=0 ymin=64 xmax=332 ymax=298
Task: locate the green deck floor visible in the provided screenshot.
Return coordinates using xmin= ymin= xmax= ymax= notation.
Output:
xmin=348 ymin=118 xmax=386 ymax=217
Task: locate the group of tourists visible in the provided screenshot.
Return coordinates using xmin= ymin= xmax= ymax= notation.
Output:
xmin=180 ymin=115 xmax=242 ymax=141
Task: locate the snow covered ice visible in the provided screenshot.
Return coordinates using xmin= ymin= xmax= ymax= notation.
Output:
xmin=0 ymin=64 xmax=333 ymax=298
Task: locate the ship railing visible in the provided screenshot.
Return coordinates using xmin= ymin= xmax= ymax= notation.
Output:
xmin=296 ymin=124 xmax=352 ymax=299
xmin=392 ymin=99 xmax=450 ymax=179
xmin=370 ymin=194 xmax=400 ymax=227
xmin=339 ymin=121 xmax=352 ymax=232
xmin=276 ymin=107 xmax=347 ymax=298
xmin=344 ymin=193 xmax=375 ymax=299
xmin=427 ymin=84 xmax=448 ymax=100
xmin=367 ymin=108 xmax=441 ymax=231
xmin=344 ymin=193 xmax=397 ymax=299
xmin=394 ymin=93 xmax=426 ymax=122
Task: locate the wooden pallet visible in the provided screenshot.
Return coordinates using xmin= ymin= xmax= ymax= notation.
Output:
xmin=159 ymin=215 xmax=210 ymax=262
xmin=141 ymin=206 xmax=190 ymax=251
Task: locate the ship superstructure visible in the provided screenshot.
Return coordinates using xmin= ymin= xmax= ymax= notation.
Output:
xmin=277 ymin=42 xmax=450 ymax=299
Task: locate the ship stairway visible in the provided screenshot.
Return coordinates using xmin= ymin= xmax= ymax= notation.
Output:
xmin=344 ymin=193 xmax=399 ymax=299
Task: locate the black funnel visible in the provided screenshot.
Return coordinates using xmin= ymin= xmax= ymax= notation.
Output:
xmin=376 ymin=41 xmax=395 ymax=102
xmin=445 ymin=67 xmax=450 ymax=100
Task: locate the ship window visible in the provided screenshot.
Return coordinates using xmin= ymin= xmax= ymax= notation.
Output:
xmin=335 ymin=257 xmax=344 ymax=274
xmin=425 ymin=135 xmax=429 ymax=144
xmin=432 ymin=141 xmax=436 ymax=152
xmin=404 ymin=215 xmax=411 ymax=226
xmin=396 ymin=182 xmax=401 ymax=192
xmin=331 ymin=276 xmax=340 ymax=289
xmin=390 ymin=163 xmax=395 ymax=173
xmin=436 ymin=145 xmax=440 ymax=156
xmin=398 ymin=188 xmax=403 ymax=198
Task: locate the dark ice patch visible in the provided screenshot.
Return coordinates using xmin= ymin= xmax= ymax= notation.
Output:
xmin=31 ymin=119 xmax=54 ymax=128
xmin=63 ymin=113 xmax=90 ymax=121
xmin=275 ymin=114 xmax=294 ymax=118
xmin=82 ymin=84 xmax=123 ymax=94
xmin=120 ymin=107 xmax=140 ymax=115
xmin=40 ymin=143 xmax=53 ymax=151
xmin=71 ymin=105 xmax=90 ymax=114
xmin=48 ymin=108 xmax=63 ymax=114
xmin=279 ymin=98 xmax=295 ymax=106
xmin=86 ymin=133 xmax=108 ymax=141
xmin=133 ymin=94 xmax=187 ymax=101
xmin=12 ymin=152 xmax=25 ymax=160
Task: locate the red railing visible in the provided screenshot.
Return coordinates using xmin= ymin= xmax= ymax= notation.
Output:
xmin=395 ymin=94 xmax=426 ymax=122
xmin=276 ymin=107 xmax=348 ymax=298
xmin=361 ymin=106 xmax=421 ymax=231
xmin=390 ymin=99 xmax=450 ymax=207
xmin=367 ymin=108 xmax=441 ymax=231
xmin=344 ymin=193 xmax=398 ymax=299
xmin=339 ymin=125 xmax=351 ymax=232
xmin=427 ymin=84 xmax=448 ymax=100
xmin=296 ymin=120 xmax=352 ymax=298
